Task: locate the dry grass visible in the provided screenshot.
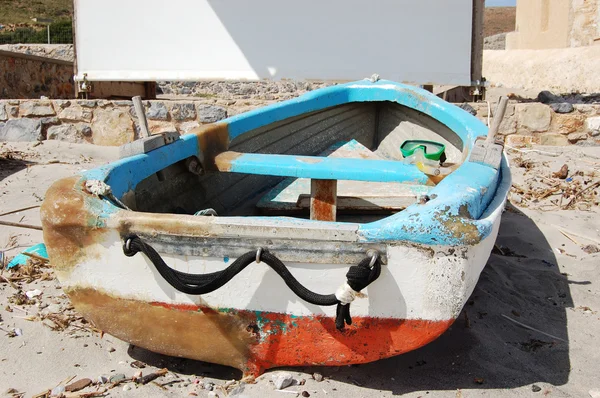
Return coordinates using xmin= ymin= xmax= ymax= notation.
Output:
xmin=0 ymin=0 xmax=72 ymax=25
xmin=484 ymin=7 xmax=516 ymax=37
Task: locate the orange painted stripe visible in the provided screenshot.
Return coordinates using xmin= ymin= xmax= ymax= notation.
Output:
xmin=150 ymin=302 xmax=454 ymax=377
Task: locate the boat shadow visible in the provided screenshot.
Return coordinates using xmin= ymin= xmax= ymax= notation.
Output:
xmin=127 ymin=203 xmax=572 ymax=393
xmin=297 ymin=203 xmax=572 ymax=393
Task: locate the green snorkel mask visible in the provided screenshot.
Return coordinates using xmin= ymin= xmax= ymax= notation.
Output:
xmin=400 ymin=140 xmax=447 ymax=163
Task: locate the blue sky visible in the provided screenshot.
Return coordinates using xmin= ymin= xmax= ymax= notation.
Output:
xmin=486 ymin=0 xmax=516 ymax=6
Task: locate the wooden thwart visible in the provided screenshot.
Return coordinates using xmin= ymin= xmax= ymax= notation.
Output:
xmin=213 ymin=151 xmax=429 ymax=184
xmin=256 ymin=140 xmax=432 ymax=215
xmin=298 ymin=194 xmax=414 ymax=212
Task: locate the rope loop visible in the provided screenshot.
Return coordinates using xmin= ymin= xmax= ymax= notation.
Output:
xmin=122 ymin=234 xmax=381 ymax=330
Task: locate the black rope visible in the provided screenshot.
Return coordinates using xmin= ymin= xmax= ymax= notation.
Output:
xmin=123 ymin=234 xmax=381 ymax=330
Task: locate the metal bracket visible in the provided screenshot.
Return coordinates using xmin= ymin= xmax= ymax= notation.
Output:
xmin=469 ymin=78 xmax=487 ymax=100
xmin=77 ymin=73 xmax=93 ymax=93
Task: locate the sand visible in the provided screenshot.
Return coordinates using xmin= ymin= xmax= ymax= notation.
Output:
xmin=0 ymin=141 xmax=599 ymax=397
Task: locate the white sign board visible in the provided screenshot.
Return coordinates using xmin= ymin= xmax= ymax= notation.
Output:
xmin=74 ymin=0 xmax=475 ymax=85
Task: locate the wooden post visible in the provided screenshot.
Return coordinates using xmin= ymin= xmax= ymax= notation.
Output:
xmin=132 ymin=96 xmax=150 ymax=138
xmin=471 ymin=0 xmax=485 ymax=84
xmin=487 ymin=96 xmax=509 ymax=144
xmin=310 ymin=179 xmax=337 ymax=221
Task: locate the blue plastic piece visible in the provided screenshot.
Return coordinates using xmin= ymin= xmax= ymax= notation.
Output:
xmin=7 ymin=243 xmax=48 ymax=269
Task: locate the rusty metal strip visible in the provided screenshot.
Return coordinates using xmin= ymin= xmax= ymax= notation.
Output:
xmin=132 ymin=233 xmax=388 ymax=265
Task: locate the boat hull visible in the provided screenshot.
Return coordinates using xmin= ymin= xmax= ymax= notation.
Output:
xmin=40 ymin=159 xmax=508 ymax=377
xmin=40 ymin=80 xmax=511 ymax=377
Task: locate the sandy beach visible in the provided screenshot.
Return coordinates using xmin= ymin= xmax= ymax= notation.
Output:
xmin=1 ymin=141 xmax=599 ymax=397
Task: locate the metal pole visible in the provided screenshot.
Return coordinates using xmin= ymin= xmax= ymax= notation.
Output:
xmin=47 ymin=24 xmax=50 ymax=44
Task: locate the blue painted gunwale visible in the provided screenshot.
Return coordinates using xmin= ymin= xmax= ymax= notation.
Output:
xmin=81 ymin=79 xmax=503 ymax=246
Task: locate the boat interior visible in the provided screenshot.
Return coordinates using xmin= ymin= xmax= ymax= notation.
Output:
xmin=123 ymin=102 xmax=467 ymax=223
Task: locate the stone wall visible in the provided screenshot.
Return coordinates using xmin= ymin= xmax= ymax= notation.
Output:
xmin=1 ymin=98 xmax=599 ymax=147
xmin=0 ymin=50 xmax=74 ymax=99
xmin=0 ymin=44 xmax=74 ymax=62
xmin=569 ymin=0 xmax=600 ymax=47
xmin=158 ymin=80 xmax=331 ymax=101
xmin=0 ymin=99 xmax=228 ymax=146
xmin=467 ymin=101 xmax=600 ymax=146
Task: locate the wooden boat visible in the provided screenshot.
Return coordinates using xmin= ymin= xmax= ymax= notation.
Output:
xmin=41 ymin=79 xmax=510 ymax=378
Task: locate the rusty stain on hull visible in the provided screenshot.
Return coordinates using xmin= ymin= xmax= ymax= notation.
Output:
xmin=40 ymin=176 xmax=109 ymax=274
xmin=66 ymin=288 xmax=453 ymax=378
xmin=68 ymin=287 xmax=255 ymax=371
xmin=192 ymin=123 xmax=230 ymax=170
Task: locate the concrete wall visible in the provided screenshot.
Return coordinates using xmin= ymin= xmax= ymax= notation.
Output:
xmin=1 ymin=98 xmax=599 ymax=147
xmin=506 ymin=0 xmax=600 ymax=49
xmin=483 ymin=47 xmax=600 ymax=93
xmin=0 ymin=50 xmax=74 ymax=99
xmin=506 ymin=0 xmax=570 ymax=49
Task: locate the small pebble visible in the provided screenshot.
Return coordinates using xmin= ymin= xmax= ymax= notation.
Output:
xmin=66 ymin=378 xmax=92 ymax=392
xmin=51 ymin=385 xmax=65 ymax=396
xmin=204 ymin=382 xmax=215 ymax=391
xmin=97 ymin=375 xmax=109 ymax=384
xmin=109 ymin=373 xmax=126 ymax=384
xmin=123 ymin=384 xmax=132 ymax=391
xmin=45 ymin=303 xmax=61 ymax=313
xmin=107 ymin=347 xmax=116 ymax=353
xmin=224 ymin=380 xmax=236 ymax=388
xmin=130 ymin=360 xmax=146 ymax=368
xmin=302 ymin=391 xmax=310 ymax=397
xmin=25 ymin=289 xmax=43 ymax=299
xmin=312 ymin=372 xmax=323 ymax=382
xmin=532 ymin=384 xmax=542 ymax=392
xmin=272 ymin=372 xmax=294 ymax=390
